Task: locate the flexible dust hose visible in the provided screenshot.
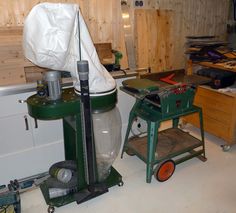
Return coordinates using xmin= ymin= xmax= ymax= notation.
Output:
xmin=77 ymin=60 xmax=97 ymax=190
xmin=49 ymin=160 xmax=77 ymax=172
xmin=47 ymin=160 xmax=78 ymax=189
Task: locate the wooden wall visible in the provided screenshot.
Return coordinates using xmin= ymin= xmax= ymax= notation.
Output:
xmin=0 ymin=0 xmax=231 ymax=85
xmin=132 ymin=0 xmax=230 ymax=71
xmin=134 ymin=9 xmax=174 ymax=72
xmin=0 ymin=0 xmax=128 ymax=85
xmin=155 ymin=0 xmax=230 ymax=70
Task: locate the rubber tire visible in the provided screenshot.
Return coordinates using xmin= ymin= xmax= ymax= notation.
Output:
xmin=118 ymin=181 xmax=124 ymax=187
xmin=48 ymin=206 xmax=55 ymax=213
xmin=221 ymin=145 xmax=231 ymax=152
xmin=155 ymin=160 xmax=175 ymax=182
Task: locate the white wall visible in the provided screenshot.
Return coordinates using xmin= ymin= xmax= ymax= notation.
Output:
xmin=115 ymin=77 xmax=135 ymax=143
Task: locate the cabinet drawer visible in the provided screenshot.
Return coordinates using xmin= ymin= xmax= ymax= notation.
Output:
xmin=194 ymin=101 xmax=232 ymax=125
xmin=0 ymin=92 xmax=34 ymax=117
xmin=184 ymin=113 xmax=232 ymax=143
xmin=202 ymin=115 xmax=232 ymax=142
xmin=185 ymin=86 xmax=236 ymax=145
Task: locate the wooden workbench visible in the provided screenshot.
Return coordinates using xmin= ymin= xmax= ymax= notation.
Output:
xmin=185 ymin=59 xmax=236 ymax=148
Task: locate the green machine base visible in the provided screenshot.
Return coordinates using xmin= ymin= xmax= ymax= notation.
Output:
xmin=120 ymin=77 xmax=207 ymax=183
xmin=27 ymin=88 xmax=123 ymax=211
xmin=40 ymin=167 xmax=123 ymax=208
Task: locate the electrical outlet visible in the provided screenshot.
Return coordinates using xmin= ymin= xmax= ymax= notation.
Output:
xmin=132 ymin=117 xmax=147 ymax=135
xmin=134 ymin=0 xmax=144 ymax=7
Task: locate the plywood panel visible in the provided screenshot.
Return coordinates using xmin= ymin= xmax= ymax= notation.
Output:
xmin=87 ymin=0 xmax=128 ymax=67
xmin=134 ymin=10 xmax=149 ymax=69
xmin=94 ymin=43 xmax=112 ymax=62
xmin=0 ymin=59 xmax=26 ymax=85
xmin=134 ymin=9 xmax=173 ymax=72
xmin=112 ymin=0 xmax=128 ymax=68
xmin=0 ymin=26 xmax=26 ymax=85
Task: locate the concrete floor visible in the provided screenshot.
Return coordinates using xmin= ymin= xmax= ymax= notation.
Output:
xmin=21 ymin=124 xmax=236 ymax=213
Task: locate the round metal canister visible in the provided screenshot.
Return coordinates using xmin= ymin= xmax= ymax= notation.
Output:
xmin=44 ymin=71 xmax=62 ymax=100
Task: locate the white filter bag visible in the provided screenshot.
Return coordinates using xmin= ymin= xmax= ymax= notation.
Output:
xmin=23 ymin=3 xmax=116 ymax=93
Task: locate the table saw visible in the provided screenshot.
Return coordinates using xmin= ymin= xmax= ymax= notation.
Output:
xmin=121 ymin=70 xmax=209 ymax=183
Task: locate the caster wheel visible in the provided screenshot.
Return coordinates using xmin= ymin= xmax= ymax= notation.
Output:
xmin=154 ymin=160 xmax=175 ymax=182
xmin=221 ymin=145 xmax=231 ymax=152
xmin=125 ymin=148 xmax=135 ymax=156
xmin=48 ymin=206 xmax=55 ymax=213
xmin=118 ymin=181 xmax=124 ymax=187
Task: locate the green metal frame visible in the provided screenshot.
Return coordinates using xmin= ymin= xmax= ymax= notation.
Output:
xmin=27 ymin=88 xmax=117 ymax=119
xmin=121 ymin=86 xmax=206 ymax=183
xmin=26 ymin=88 xmax=123 ymax=207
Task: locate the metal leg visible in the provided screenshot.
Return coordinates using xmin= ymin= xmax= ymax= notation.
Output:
xmin=198 ymin=108 xmax=206 ymax=159
xmin=146 ymin=121 xmax=159 ymax=183
xmin=172 ymin=117 xmax=179 ymax=128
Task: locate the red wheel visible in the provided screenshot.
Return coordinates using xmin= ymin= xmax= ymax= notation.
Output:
xmin=155 ymin=160 xmax=175 ymax=182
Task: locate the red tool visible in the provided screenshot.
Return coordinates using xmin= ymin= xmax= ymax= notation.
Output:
xmin=160 ymin=73 xmax=178 ymax=85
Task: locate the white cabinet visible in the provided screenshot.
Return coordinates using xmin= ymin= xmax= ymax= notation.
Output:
xmin=31 ymin=119 xmax=63 ymax=146
xmin=0 ymin=113 xmax=33 ymax=155
xmin=0 ymin=91 xmax=64 ymax=185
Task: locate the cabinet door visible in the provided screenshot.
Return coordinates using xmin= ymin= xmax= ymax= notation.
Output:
xmin=0 ymin=92 xmax=34 ymax=117
xmin=31 ymin=118 xmax=63 ymax=146
xmin=0 ymin=92 xmax=65 ymax=184
xmin=0 ymin=113 xmax=33 ymax=156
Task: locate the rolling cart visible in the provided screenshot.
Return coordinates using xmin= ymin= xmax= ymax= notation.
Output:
xmin=121 ymin=74 xmax=208 ymax=183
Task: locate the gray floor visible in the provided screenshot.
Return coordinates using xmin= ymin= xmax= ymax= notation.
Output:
xmin=21 ymin=124 xmax=236 ymax=213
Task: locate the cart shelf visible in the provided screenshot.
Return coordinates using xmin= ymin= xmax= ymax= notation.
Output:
xmin=127 ymin=128 xmax=205 ymax=165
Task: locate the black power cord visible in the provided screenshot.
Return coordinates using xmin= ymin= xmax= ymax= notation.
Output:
xmin=233 ymin=0 xmax=236 ymax=21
